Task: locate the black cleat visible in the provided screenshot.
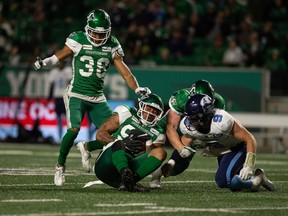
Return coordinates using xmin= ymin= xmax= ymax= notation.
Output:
xmin=119 ymin=168 xmax=134 ymax=192
xmin=132 ymin=183 xmax=150 ymax=192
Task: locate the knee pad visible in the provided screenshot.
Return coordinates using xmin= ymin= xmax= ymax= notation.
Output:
xmin=111 ymin=140 xmax=126 ymax=152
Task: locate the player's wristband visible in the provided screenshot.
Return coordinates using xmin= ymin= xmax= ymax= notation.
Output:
xmin=244 ymin=152 xmax=256 ymax=167
xmin=43 ymin=55 xmax=59 ymax=67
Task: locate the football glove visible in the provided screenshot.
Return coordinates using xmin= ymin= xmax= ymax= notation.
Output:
xmin=123 ymin=130 xmax=151 ymax=155
xmin=33 ymin=57 xmax=46 ymax=70
xmin=135 ymin=87 xmax=151 ymax=96
xmin=178 ymin=146 xmax=196 ymax=158
xmin=239 ymin=165 xmax=253 ymax=180
xmin=239 ymin=152 xmax=256 ymax=180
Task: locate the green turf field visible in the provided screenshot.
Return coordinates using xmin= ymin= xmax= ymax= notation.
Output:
xmin=0 ymin=143 xmax=287 ymax=216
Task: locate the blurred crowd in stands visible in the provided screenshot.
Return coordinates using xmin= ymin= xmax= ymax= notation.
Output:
xmin=1 ymin=0 xmax=288 ymax=95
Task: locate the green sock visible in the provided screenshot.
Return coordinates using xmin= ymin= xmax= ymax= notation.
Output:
xmin=135 ymin=156 xmax=162 ymax=180
xmin=58 ymin=130 xmax=78 ymax=166
xmin=87 ymin=140 xmax=104 ymax=152
xmin=112 ymin=150 xmax=129 ymax=174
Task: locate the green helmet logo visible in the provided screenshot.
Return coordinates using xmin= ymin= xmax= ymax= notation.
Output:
xmin=85 ymin=9 xmax=111 ymax=47
xmin=137 ymin=93 xmax=164 ymax=126
xmin=190 ymin=80 xmax=215 ymax=99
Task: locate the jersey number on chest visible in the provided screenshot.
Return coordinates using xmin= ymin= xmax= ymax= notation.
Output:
xmin=79 ymin=56 xmax=110 ymax=78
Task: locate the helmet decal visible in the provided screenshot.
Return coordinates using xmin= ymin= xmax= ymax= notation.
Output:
xmin=189 ymin=80 xmax=215 ymax=100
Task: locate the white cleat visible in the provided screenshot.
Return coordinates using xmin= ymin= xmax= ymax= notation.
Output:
xmin=149 ymin=167 xmax=162 ymax=188
xmin=54 ymin=165 xmax=65 ymax=186
xmin=76 ymin=142 xmax=91 ymax=173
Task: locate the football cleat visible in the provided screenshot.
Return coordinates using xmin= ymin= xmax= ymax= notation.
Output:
xmin=149 ymin=167 xmax=162 ymax=188
xmin=254 ymin=168 xmax=276 ymax=191
xmin=54 ymin=165 xmax=65 ymax=186
xmin=119 ymin=168 xmax=134 ymax=192
xmin=133 ymin=183 xmax=150 ymax=192
xmin=250 ymin=170 xmax=263 ymax=192
xmin=76 ymin=142 xmax=91 ymax=173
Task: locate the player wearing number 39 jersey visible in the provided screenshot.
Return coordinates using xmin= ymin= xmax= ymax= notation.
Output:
xmin=33 ymin=9 xmax=151 ymax=186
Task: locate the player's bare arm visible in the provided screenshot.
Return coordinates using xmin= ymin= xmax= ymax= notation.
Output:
xmin=181 ymin=135 xmax=193 ymax=147
xmin=166 ymin=110 xmax=183 ymax=151
xmin=54 ymin=45 xmax=73 ymax=61
xmin=113 ymin=55 xmax=139 ymax=91
xmin=232 ymin=120 xmax=257 ymax=153
xmin=96 ymin=114 xmax=120 ymax=145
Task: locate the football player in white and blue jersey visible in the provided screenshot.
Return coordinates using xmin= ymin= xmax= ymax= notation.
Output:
xmin=150 ymin=80 xmax=225 ymax=188
xmin=178 ymin=94 xmax=275 ymax=192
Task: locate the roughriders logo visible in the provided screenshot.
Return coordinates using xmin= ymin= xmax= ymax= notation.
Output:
xmin=87 ymin=12 xmax=95 ymax=21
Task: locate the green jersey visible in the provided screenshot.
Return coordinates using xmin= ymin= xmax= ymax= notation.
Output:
xmin=112 ymin=105 xmax=166 ymax=145
xmin=65 ymin=31 xmax=124 ymax=102
xmin=169 ymin=88 xmax=226 ymax=116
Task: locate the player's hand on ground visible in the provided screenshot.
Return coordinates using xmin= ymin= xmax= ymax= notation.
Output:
xmin=239 ymin=165 xmax=253 ymax=180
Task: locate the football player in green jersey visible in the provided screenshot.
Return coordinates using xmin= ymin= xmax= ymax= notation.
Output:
xmin=33 ymin=9 xmax=150 ymax=186
xmin=94 ymin=93 xmax=167 ymax=192
xmin=150 ymin=79 xmax=226 ymax=188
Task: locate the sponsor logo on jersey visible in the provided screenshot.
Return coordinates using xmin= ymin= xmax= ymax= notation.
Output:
xmin=102 ymin=46 xmax=112 ymax=52
xmin=150 ymin=128 xmax=160 ymax=136
xmin=212 ymin=133 xmax=223 ymax=138
xmin=204 ymin=133 xmax=223 ymax=139
xmin=85 ymin=50 xmax=108 ymax=56
xmin=83 ymin=45 xmax=93 ymax=50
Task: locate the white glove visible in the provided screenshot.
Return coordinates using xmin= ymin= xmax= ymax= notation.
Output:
xmin=33 ymin=57 xmax=46 ymax=70
xmin=239 ymin=165 xmax=253 ymax=180
xmin=135 ymin=87 xmax=151 ymax=96
xmin=178 ymin=146 xmax=196 ymax=158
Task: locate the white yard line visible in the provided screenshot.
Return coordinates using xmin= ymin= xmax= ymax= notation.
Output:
xmin=2 ymin=206 xmax=288 ymax=216
xmin=94 ymin=203 xmax=156 ymax=207
xmin=1 ymin=199 xmax=62 ymax=203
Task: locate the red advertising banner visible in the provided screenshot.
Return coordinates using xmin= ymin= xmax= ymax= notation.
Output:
xmin=0 ymin=97 xmax=89 ymax=126
xmin=0 ymin=97 xmax=134 ymax=143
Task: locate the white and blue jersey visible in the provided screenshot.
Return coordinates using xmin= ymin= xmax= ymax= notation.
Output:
xmin=180 ymin=109 xmax=243 ymax=157
xmin=180 ymin=108 xmax=247 ymax=188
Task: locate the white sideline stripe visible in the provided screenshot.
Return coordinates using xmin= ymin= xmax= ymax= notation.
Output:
xmin=94 ymin=203 xmax=156 ymax=207
xmin=2 ymin=206 xmax=288 ymax=216
xmin=1 ymin=199 xmax=62 ymax=203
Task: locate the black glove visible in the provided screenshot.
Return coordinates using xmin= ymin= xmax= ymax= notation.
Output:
xmin=123 ymin=130 xmax=151 ymax=155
